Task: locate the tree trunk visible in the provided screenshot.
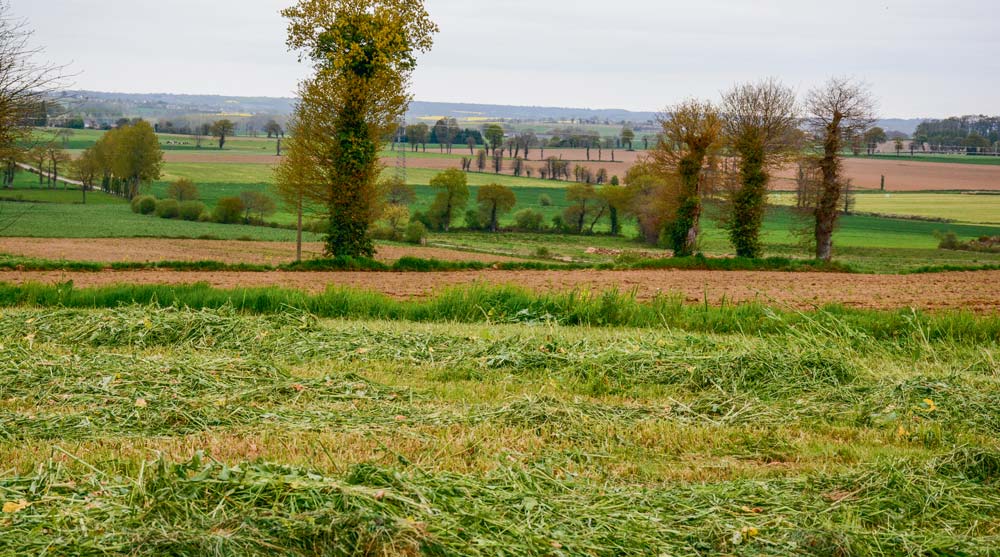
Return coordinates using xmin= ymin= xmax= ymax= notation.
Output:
xmin=814 ymin=117 xmax=843 ymax=262
xmin=296 ymin=194 xmax=303 ymax=263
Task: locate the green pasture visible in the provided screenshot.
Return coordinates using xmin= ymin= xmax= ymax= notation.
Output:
xmin=0 ymin=202 xmax=315 ymax=241
xmin=773 ymin=192 xmax=1000 ymax=225
xmin=851 ymin=153 xmax=1000 ymax=166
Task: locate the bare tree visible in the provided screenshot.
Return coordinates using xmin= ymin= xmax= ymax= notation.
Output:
xmin=805 ymin=77 xmax=876 ymax=261
xmin=0 ymin=2 xmax=65 ymax=172
xmin=721 ymin=79 xmax=799 ymax=258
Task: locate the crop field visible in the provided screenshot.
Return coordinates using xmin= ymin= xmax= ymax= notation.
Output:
xmin=0 ymin=292 xmax=999 ymax=554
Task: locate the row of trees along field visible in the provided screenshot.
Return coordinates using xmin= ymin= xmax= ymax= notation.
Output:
xmin=576 ymin=78 xmax=875 ymax=262
xmin=415 ymin=78 xmax=874 ymax=262
xmin=400 ymin=120 xmax=641 ymax=158
xmin=73 ymin=121 xmax=164 ymax=200
xmin=913 ymin=116 xmax=1000 ymax=151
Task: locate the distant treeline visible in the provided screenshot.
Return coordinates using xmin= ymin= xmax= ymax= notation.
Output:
xmin=914 ymin=116 xmax=1000 ymax=149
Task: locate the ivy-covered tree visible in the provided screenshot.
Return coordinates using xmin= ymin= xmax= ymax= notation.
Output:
xmin=649 ymin=100 xmax=723 ymax=256
xmin=721 ymin=79 xmax=799 ymax=258
xmin=279 ymin=0 xmax=438 ymax=257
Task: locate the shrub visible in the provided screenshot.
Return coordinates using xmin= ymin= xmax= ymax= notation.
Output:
xmin=404 ymin=221 xmax=427 ymax=245
xmin=514 ymin=208 xmax=544 ymax=231
xmin=154 ymin=198 xmax=180 ymax=219
xmin=937 ymin=231 xmax=961 ymax=250
xmin=213 ymin=197 xmax=245 ymax=224
xmin=370 ymin=224 xmax=397 ymax=241
xmin=379 ymin=205 xmax=410 ymax=240
xmin=179 ymin=201 xmax=206 ymax=222
xmin=538 ymin=194 xmax=552 ymax=207
xmin=166 ymin=178 xmax=199 ymax=201
xmin=131 ymin=195 xmax=156 ymax=215
xmin=197 ymin=212 xmax=213 ymax=223
xmin=464 ymin=209 xmax=483 ymax=230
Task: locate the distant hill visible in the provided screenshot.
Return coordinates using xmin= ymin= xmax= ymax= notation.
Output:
xmin=55 ymin=90 xmax=927 ymax=133
xmin=55 ymin=90 xmax=656 ymax=124
xmin=875 ymin=119 xmax=924 ymax=136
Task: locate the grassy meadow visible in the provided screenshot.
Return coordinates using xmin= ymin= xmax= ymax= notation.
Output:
xmin=0 ymin=290 xmax=998 ymax=554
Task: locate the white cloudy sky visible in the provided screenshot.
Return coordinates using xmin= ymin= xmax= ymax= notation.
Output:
xmin=16 ymin=0 xmax=1000 ymax=117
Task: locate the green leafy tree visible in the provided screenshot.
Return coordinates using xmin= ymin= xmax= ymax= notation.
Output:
xmin=621 ymin=126 xmax=635 ymax=150
xmin=428 ymin=168 xmax=469 ymax=232
xmin=484 ymin=124 xmax=504 ymax=155
xmin=863 ymin=127 xmax=887 ymax=152
xmin=280 ymin=0 xmax=438 ymax=257
xmin=564 ymin=183 xmax=601 ymax=234
xmin=211 ymin=119 xmax=235 ymax=149
xmin=477 ymin=183 xmax=516 ymax=232
xmin=264 ymin=120 xmax=284 ymax=138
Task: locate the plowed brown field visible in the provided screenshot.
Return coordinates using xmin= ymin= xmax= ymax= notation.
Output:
xmin=2 ymin=268 xmax=997 ymax=312
xmin=0 ymin=238 xmax=524 ymax=265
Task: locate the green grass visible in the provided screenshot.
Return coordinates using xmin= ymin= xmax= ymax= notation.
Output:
xmin=851 ymin=153 xmax=1000 ymax=166
xmin=0 ymin=171 xmax=125 ymax=205
xmin=0 ymin=202 xmax=317 ymax=241
xmin=0 ymin=301 xmax=998 ymax=554
xmin=772 ymin=192 xmax=1000 ymax=225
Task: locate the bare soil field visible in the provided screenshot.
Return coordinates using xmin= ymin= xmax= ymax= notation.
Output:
xmin=2 ymin=268 xmax=996 ymax=312
xmin=0 ymin=238 xmax=525 ymax=265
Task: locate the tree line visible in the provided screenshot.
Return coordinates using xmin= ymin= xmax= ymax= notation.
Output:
xmin=914 ymin=116 xmax=1000 ymax=151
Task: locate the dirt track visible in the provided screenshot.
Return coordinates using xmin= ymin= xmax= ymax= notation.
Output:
xmin=0 ymin=238 xmax=524 ymax=265
xmin=164 ymin=149 xmax=1000 ymax=192
xmin=2 ymin=268 xmax=997 ymax=312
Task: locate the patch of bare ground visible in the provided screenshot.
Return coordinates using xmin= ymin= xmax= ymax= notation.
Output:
xmin=1 ymin=268 xmax=996 ymax=312
xmin=0 ymin=238 xmax=526 ymax=265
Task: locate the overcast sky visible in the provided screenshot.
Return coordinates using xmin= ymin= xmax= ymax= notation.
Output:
xmin=16 ymin=0 xmax=1000 ymax=118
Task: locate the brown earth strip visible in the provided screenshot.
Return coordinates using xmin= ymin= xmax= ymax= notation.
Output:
xmin=2 ymin=269 xmax=997 ymax=312
xmin=0 ymin=238 xmax=525 ymax=265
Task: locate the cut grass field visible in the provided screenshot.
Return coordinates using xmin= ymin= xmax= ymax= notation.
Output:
xmin=0 ymin=297 xmax=998 ymax=554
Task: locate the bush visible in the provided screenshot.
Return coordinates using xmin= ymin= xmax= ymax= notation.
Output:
xmin=514 ymin=209 xmax=545 ymax=231
xmin=166 ymin=178 xmax=199 ymax=201
xmin=404 ymin=221 xmax=427 ymax=245
xmin=197 ymin=212 xmax=213 ymax=223
xmin=154 ymin=198 xmax=180 ymax=219
xmin=937 ymin=231 xmax=961 ymax=250
xmin=213 ymin=197 xmax=245 ymax=224
xmin=464 ymin=209 xmax=483 ymax=230
xmin=370 ymin=224 xmax=397 ymax=241
xmin=179 ymin=201 xmax=206 ymax=222
xmin=538 ymin=194 xmax=552 ymax=207
xmin=131 ymin=195 xmax=156 ymax=215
